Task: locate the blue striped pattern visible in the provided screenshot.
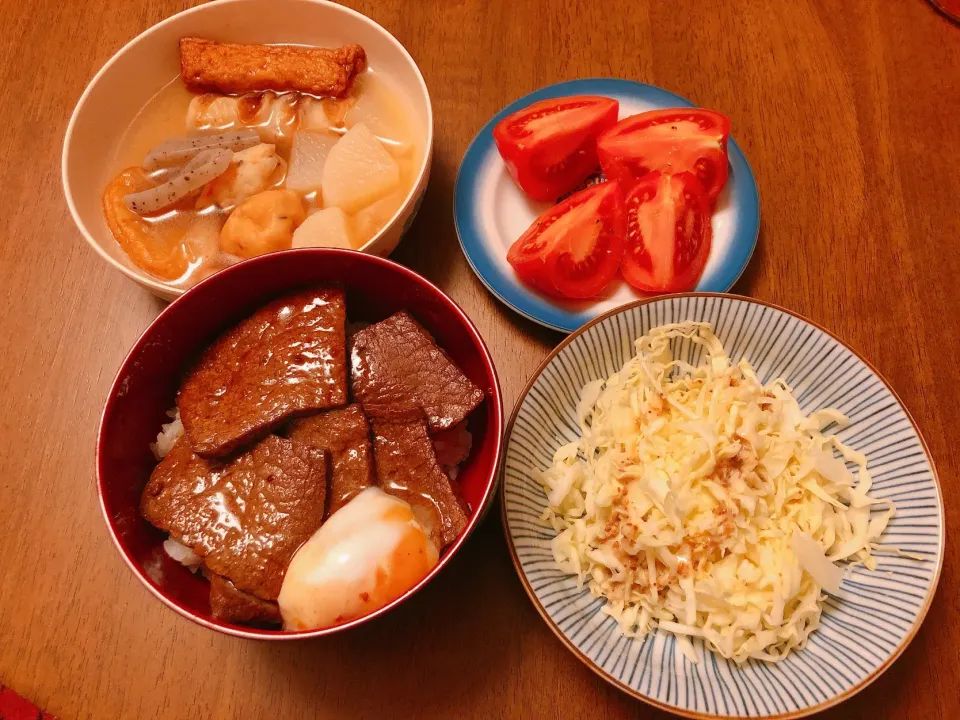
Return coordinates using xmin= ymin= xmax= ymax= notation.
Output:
xmin=502 ymin=296 xmax=943 ymax=718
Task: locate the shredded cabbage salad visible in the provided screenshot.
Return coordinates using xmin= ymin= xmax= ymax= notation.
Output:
xmin=539 ymin=323 xmax=896 ymax=663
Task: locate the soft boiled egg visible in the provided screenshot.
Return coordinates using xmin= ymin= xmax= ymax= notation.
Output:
xmin=278 ymin=487 xmax=439 ymax=630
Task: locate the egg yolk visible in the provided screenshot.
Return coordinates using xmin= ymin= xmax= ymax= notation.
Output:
xmin=278 ymin=487 xmax=439 ymax=630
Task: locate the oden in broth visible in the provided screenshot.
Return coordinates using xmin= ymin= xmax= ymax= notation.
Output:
xmin=103 ymin=42 xmax=422 ymax=290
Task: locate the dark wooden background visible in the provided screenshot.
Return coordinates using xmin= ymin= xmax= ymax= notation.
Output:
xmin=0 ymin=0 xmax=957 ymax=717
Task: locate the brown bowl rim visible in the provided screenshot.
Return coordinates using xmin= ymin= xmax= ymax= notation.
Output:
xmin=97 ymin=248 xmax=504 ymax=639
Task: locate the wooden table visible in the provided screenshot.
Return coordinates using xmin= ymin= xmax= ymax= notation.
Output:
xmin=1 ymin=0 xmax=958 ymax=717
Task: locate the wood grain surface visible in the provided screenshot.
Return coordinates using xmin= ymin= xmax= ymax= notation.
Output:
xmin=0 ymin=0 xmax=957 ymax=718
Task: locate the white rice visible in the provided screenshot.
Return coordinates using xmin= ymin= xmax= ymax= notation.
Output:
xmin=163 ymin=537 xmax=202 ymax=573
xmin=150 ymin=408 xmax=184 ymax=460
xmin=149 ymin=408 xmax=197 ymax=570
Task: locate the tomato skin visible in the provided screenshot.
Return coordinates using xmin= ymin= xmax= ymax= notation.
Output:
xmin=621 ymin=171 xmax=712 ymax=293
xmin=494 ymin=96 xmax=619 ymax=201
xmin=507 ymin=251 xmax=559 ymax=296
xmin=507 ymin=181 xmax=626 ymax=299
xmin=603 ymin=108 xmax=730 ymax=137
xmin=597 ymin=108 xmax=731 ymax=204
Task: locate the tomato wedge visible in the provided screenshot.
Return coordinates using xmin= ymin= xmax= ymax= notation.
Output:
xmin=597 ymin=108 xmax=730 ymax=204
xmin=494 ymin=96 xmax=619 ymax=201
xmin=621 ymin=171 xmax=712 ymax=292
xmin=507 ymin=181 xmax=626 ymax=298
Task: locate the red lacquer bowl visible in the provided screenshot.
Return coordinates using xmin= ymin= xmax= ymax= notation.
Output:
xmin=97 ymin=248 xmax=504 ymax=639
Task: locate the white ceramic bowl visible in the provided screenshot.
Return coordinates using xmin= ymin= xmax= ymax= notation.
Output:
xmin=502 ymin=294 xmax=944 ymax=719
xmin=62 ymin=0 xmax=433 ymax=300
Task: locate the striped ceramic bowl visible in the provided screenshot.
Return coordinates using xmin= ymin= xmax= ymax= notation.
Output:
xmin=501 ymin=294 xmax=944 ymax=718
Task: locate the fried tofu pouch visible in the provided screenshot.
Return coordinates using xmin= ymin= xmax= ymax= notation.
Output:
xmin=180 ymin=38 xmax=366 ymax=98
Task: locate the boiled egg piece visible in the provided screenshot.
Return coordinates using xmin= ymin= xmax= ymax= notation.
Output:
xmin=278 ymin=487 xmax=439 ymax=630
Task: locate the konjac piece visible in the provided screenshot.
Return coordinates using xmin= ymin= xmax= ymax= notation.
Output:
xmin=179 ymin=287 xmax=347 ymax=458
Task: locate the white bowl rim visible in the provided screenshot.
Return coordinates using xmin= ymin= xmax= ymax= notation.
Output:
xmin=61 ymin=0 xmax=434 ymax=298
xmin=500 ymin=291 xmax=945 ymax=720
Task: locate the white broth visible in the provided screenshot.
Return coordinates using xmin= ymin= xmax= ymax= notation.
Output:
xmin=104 ymin=66 xmax=422 ymax=289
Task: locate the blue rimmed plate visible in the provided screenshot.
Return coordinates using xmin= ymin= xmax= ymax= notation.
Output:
xmin=455 ymin=79 xmax=760 ymax=334
xmin=501 ymin=294 xmax=944 ymax=718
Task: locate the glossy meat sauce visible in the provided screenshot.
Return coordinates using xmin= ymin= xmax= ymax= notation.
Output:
xmin=371 ymin=412 xmax=468 ymax=549
xmin=141 ymin=435 xmax=328 ymax=600
xmin=179 ymin=287 xmax=347 ymax=458
xmin=287 ymin=403 xmax=375 ymax=518
xmin=140 ymin=288 xmax=484 ymax=629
